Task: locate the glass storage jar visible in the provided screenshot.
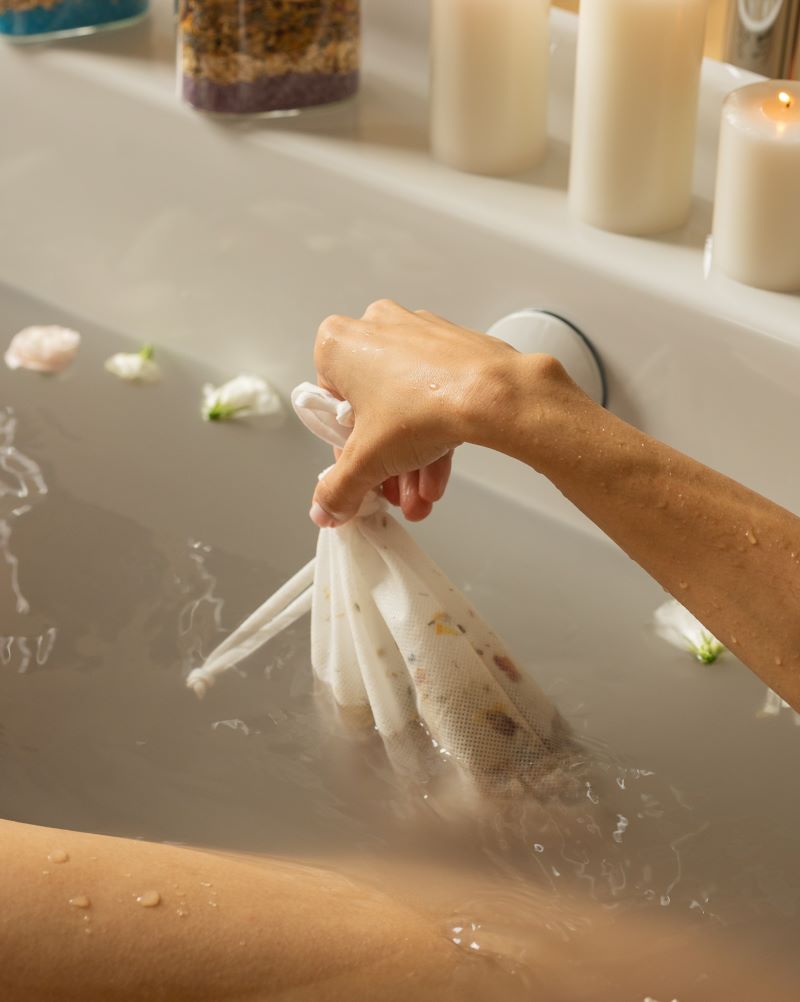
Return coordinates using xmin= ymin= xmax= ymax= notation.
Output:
xmin=178 ymin=0 xmax=360 ymax=115
xmin=0 ymin=0 xmax=148 ymax=42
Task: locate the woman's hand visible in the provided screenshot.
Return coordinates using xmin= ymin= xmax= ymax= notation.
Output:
xmin=310 ymin=299 xmax=530 ymax=527
xmin=311 ymin=299 xmax=800 ymax=715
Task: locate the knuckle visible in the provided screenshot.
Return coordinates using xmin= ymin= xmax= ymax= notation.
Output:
xmin=316 ymin=476 xmax=345 ymax=511
xmin=364 ymin=298 xmax=396 ymax=317
xmin=314 ymin=315 xmax=347 ymax=369
xmin=315 ymin=478 xmax=338 ymax=506
xmin=317 ymin=313 xmax=346 ymax=342
xmin=319 ymin=480 xmax=359 ymax=521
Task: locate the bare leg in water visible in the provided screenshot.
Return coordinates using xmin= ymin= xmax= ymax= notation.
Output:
xmin=0 ymin=819 xmax=795 ymax=1002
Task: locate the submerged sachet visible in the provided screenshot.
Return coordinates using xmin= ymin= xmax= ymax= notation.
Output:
xmin=186 ymin=384 xmax=573 ymax=797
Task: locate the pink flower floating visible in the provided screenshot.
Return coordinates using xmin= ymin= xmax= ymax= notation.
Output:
xmin=4 ymin=325 xmax=81 ymax=374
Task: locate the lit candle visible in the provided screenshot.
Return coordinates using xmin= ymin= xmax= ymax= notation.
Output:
xmin=569 ymin=0 xmax=708 ymax=235
xmin=711 ymin=81 xmax=800 ymax=292
xmin=430 ymin=0 xmax=551 ymax=176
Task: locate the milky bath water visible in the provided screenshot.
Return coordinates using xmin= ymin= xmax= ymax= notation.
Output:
xmin=1 ymin=285 xmax=799 ymax=998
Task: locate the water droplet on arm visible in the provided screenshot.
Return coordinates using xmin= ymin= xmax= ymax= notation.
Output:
xmin=745 ymin=528 xmax=758 ymax=545
xmin=69 ymin=895 xmax=91 ymax=909
xmin=48 ymin=849 xmax=69 ymax=864
xmin=136 ymin=890 xmax=161 ymax=908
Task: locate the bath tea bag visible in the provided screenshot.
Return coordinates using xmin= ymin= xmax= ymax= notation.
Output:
xmin=186 ymin=384 xmax=571 ymax=797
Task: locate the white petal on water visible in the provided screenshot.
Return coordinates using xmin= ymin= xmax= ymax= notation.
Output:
xmin=653 ymin=598 xmax=724 ymax=663
xmin=757 ymin=687 xmax=800 ymax=725
xmin=105 ymin=351 xmax=162 ymax=383
xmin=4 ymin=326 xmax=81 ymax=373
xmin=201 ymin=374 xmax=284 ymax=422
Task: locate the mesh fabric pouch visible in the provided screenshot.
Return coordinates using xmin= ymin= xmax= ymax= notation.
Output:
xmin=187 ymin=384 xmax=574 ymax=798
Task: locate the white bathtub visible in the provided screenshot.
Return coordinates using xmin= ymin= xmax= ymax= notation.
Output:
xmin=1 ymin=2 xmax=799 ymax=996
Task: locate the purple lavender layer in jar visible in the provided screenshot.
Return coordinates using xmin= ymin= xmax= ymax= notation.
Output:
xmin=181 ymin=69 xmax=359 ymax=115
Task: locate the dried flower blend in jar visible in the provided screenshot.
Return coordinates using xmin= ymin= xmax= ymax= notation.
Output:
xmin=179 ymin=0 xmax=360 ymax=115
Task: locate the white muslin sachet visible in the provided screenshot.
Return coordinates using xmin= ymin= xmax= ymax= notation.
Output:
xmin=186 ymin=383 xmax=571 ymax=797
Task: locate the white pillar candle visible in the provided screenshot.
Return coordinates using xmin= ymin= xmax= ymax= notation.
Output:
xmin=569 ymin=0 xmax=708 ymax=235
xmin=430 ymin=0 xmax=551 ymax=176
xmin=711 ymin=81 xmax=800 ymax=293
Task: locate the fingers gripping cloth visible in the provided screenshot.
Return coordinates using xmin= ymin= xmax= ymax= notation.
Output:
xmin=186 ymin=384 xmax=571 ymax=797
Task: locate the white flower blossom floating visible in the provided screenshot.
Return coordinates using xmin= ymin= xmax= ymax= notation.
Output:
xmin=757 ymin=689 xmax=800 ymax=725
xmin=653 ymin=598 xmax=725 ymax=664
xmin=4 ymin=325 xmax=81 ymax=374
xmin=104 ymin=344 xmax=161 ymax=383
xmin=202 ymin=374 xmax=283 ymax=423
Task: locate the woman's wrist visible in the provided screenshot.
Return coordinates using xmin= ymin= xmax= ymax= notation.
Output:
xmin=463 ymin=352 xmax=588 ymax=473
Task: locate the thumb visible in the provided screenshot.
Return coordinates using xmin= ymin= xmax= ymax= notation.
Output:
xmin=310 ymin=433 xmax=383 ymax=527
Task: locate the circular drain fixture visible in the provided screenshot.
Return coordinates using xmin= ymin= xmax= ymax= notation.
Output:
xmin=487 ymin=308 xmax=607 ymax=407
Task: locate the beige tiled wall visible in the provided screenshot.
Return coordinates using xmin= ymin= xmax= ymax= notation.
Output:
xmin=554 ymin=0 xmax=730 ymax=60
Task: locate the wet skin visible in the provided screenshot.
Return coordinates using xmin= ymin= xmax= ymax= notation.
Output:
xmin=311 ymin=300 xmax=800 ymax=711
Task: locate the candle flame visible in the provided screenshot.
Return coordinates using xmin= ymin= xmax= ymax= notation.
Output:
xmin=778 ymin=90 xmax=792 ymax=108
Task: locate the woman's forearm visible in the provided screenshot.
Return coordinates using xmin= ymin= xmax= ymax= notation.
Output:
xmin=310 ymin=300 xmax=800 ymax=709
xmin=491 ymin=358 xmax=800 ymax=709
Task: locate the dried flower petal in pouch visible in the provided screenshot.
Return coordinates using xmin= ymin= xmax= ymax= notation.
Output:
xmin=105 ymin=345 xmax=161 ymax=383
xmin=653 ymin=598 xmax=725 ymax=664
xmin=202 ymin=375 xmax=284 ymax=423
xmin=4 ymin=326 xmax=81 ymax=374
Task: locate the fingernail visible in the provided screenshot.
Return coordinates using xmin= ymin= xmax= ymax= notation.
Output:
xmin=309 ymin=502 xmax=342 ymax=529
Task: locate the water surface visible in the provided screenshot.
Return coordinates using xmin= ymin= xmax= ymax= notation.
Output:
xmin=1 ymin=284 xmax=798 ymax=998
